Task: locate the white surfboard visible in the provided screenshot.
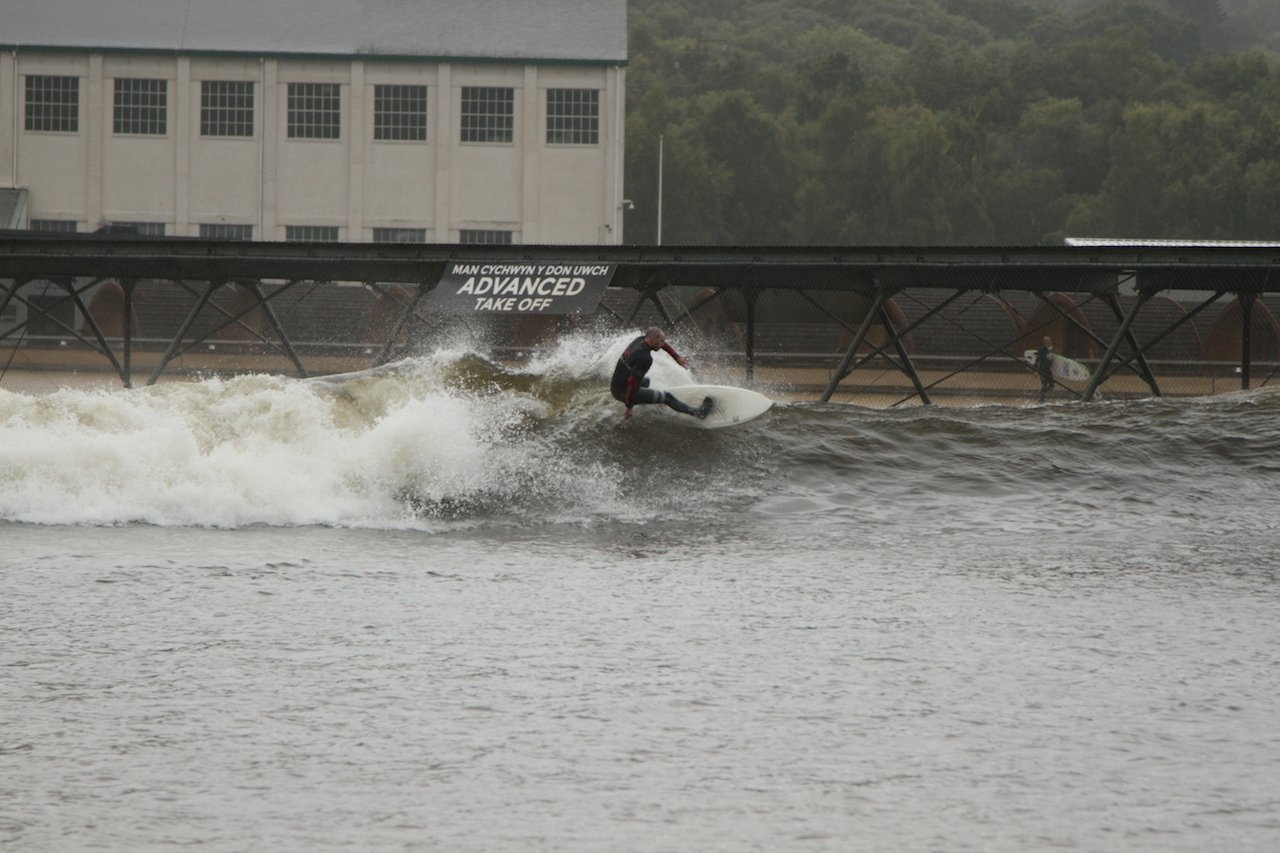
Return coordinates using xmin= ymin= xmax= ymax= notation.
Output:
xmin=662 ymin=384 xmax=773 ymax=429
xmin=1024 ymin=350 xmax=1091 ymax=383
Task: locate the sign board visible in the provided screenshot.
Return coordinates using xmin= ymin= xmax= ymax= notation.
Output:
xmin=424 ymin=261 xmax=615 ymax=315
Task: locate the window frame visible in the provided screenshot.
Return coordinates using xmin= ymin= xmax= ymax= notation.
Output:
xmin=24 ymin=75 xmax=79 ymax=133
xmin=104 ymin=222 xmax=166 ymax=236
xmin=113 ymin=78 xmax=168 ymax=136
xmin=200 ymin=80 xmax=255 ymax=138
xmin=287 ymin=83 xmax=341 ymax=140
xmin=460 ymin=86 xmax=514 ymax=144
xmin=459 ymin=229 xmax=513 ymax=245
xmin=199 ymin=223 xmax=254 ymax=240
xmin=285 ymin=225 xmax=340 ymax=242
xmin=372 ymin=227 xmax=427 ymax=243
xmin=373 ymin=84 xmax=428 ymax=142
xmin=546 ymin=88 xmax=600 ymax=145
xmin=28 ymin=219 xmax=78 ymax=233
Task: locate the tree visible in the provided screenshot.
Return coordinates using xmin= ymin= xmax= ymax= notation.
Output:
xmin=983 ymin=164 xmax=1070 ymax=243
xmin=682 ymin=92 xmax=795 ymax=243
xmin=1012 ymin=97 xmax=1109 ymax=193
xmin=1081 ymin=101 xmax=1246 ymax=237
xmin=1241 ymin=159 xmax=1280 ymax=237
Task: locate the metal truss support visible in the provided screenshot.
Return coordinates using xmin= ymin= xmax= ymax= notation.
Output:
xmin=121 ymin=279 xmax=136 ymax=388
xmin=0 ymin=277 xmax=141 ymax=385
xmin=245 ymin=281 xmax=308 ymax=378
xmin=878 ymin=300 xmax=932 ymax=405
xmin=1239 ymin=292 xmax=1256 ymax=389
xmin=1082 ymin=290 xmax=1151 ymax=402
xmin=743 ymin=287 xmax=759 ymax=382
xmin=1103 ymin=294 xmax=1161 ymax=397
xmin=66 ymin=278 xmax=127 ymax=383
xmin=1089 ymin=290 xmax=1226 ymax=397
xmin=2 ymin=277 xmax=97 ymax=344
xmin=0 ymin=278 xmax=25 ymax=322
xmin=627 ymin=287 xmax=675 ymax=328
xmin=148 ymin=280 xmax=221 ymax=385
xmin=668 ymin=285 xmax=726 ymax=329
xmin=821 ymin=290 xmax=885 ymax=402
xmin=821 ymin=288 xmax=964 ymax=403
xmin=374 ymin=282 xmax=431 ymax=367
xmin=1031 ymin=290 xmax=1156 ymax=397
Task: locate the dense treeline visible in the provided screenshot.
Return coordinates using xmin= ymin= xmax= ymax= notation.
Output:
xmin=622 ymin=0 xmax=1280 ymax=244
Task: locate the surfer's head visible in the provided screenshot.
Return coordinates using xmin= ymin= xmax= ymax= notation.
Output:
xmin=644 ymin=327 xmax=667 ymax=349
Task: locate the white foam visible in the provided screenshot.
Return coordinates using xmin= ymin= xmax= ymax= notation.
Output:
xmin=0 ymin=343 xmax=630 ymax=528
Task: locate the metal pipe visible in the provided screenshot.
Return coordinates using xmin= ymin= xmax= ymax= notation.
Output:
xmin=258 ymin=57 xmax=265 ymax=239
xmin=11 ymin=49 xmax=19 ymax=188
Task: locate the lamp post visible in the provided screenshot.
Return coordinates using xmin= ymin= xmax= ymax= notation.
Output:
xmin=656 ymin=135 xmax=664 ymax=246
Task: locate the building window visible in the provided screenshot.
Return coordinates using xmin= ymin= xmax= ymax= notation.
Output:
xmin=105 ymin=222 xmax=166 ymax=236
xmin=546 ymin=89 xmax=599 ymax=145
xmin=288 ymin=83 xmax=341 ymax=139
xmin=374 ymin=85 xmax=427 ymax=141
xmin=24 ymin=75 xmax=79 ymax=132
xmin=285 ymin=225 xmax=340 ymax=241
xmin=200 ymin=223 xmax=254 ymax=240
xmin=29 ymin=219 xmax=78 ymax=233
xmin=114 ymin=79 xmax=167 ymax=135
xmin=461 ymin=87 xmax=513 ymax=143
xmin=459 ymin=229 xmax=513 ymax=245
xmin=201 ymin=81 xmax=254 ymax=137
xmin=372 ymin=227 xmax=427 ymax=243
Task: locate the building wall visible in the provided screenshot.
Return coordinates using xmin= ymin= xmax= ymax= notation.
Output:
xmin=0 ymin=49 xmax=625 ymax=243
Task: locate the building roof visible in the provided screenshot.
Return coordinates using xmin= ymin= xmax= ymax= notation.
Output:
xmin=1066 ymin=237 xmax=1280 ymax=248
xmin=0 ymin=0 xmax=627 ymax=64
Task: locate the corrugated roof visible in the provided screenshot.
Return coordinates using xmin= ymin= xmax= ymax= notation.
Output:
xmin=1066 ymin=237 xmax=1280 ymax=248
xmin=0 ymin=0 xmax=627 ymax=63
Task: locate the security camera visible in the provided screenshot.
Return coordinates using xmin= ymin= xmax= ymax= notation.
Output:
xmin=620 ymin=199 xmax=635 ymax=210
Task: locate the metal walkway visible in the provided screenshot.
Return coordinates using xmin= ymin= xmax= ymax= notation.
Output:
xmin=2 ymin=233 xmax=1278 ymax=400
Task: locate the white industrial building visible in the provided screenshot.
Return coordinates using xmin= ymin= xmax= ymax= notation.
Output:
xmin=0 ymin=0 xmax=629 ymax=244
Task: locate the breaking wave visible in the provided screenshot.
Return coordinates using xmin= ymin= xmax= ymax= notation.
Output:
xmin=3 ymin=328 xmax=1279 ymax=533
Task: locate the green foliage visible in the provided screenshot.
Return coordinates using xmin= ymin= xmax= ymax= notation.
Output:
xmin=626 ymin=0 xmax=1280 ymax=244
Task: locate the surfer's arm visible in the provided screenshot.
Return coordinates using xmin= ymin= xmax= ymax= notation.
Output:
xmin=661 ymin=341 xmax=690 ymax=368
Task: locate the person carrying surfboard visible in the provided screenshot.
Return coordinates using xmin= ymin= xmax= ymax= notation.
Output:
xmin=1034 ymin=336 xmax=1055 ymax=403
xmin=611 ymin=327 xmax=713 ymax=421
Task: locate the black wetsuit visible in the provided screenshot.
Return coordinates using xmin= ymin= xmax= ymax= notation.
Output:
xmin=611 ymin=335 xmax=699 ymax=415
xmin=1034 ymin=345 xmax=1054 ymax=402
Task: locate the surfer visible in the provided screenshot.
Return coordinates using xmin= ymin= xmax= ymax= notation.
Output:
xmin=1034 ymin=336 xmax=1054 ymax=403
xmin=612 ymin=327 xmax=713 ymax=421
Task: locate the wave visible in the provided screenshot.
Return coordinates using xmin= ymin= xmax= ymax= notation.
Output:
xmin=2 ymin=330 xmax=1278 ymax=531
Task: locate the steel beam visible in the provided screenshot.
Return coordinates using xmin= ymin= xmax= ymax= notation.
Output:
xmin=1082 ymin=291 xmax=1151 ymax=402
xmin=821 ymin=290 xmax=884 ymax=402
xmin=147 ymin=280 xmax=221 ymax=385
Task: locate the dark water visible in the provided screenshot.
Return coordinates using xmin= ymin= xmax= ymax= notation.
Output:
xmin=2 ymin=333 xmax=1278 ymax=851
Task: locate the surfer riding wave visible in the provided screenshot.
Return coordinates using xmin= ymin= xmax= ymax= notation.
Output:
xmin=611 ymin=328 xmax=713 ymax=421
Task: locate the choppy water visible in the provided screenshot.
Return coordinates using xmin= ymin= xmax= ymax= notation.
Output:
xmin=2 ymin=332 xmax=1278 ymax=851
